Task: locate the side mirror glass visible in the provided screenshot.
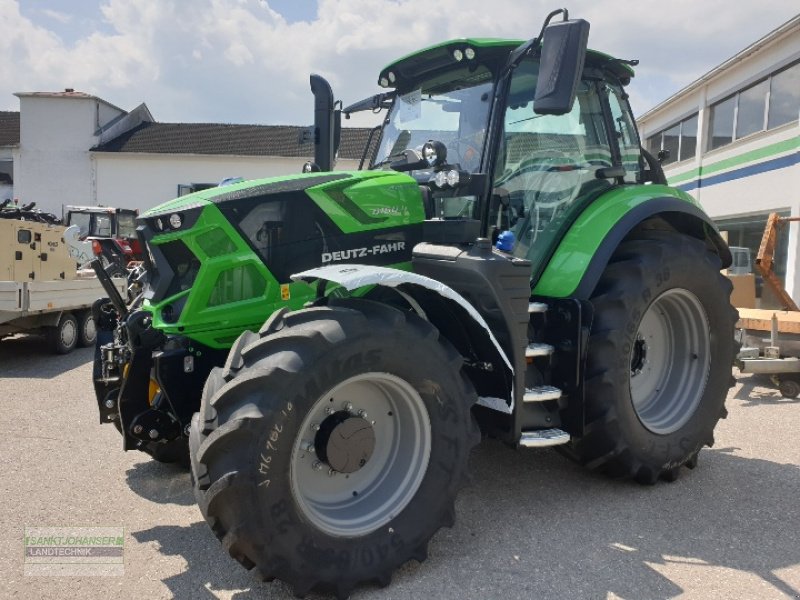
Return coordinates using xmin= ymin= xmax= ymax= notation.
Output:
xmin=533 ymin=19 xmax=590 ymax=115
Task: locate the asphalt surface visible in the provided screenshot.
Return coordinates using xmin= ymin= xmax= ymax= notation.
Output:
xmin=1 ymin=334 xmax=799 ymax=599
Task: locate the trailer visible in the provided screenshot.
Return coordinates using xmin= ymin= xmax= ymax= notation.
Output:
xmin=734 ymin=212 xmax=800 ymax=398
xmin=736 ymin=308 xmax=800 ymax=398
xmin=1 ymin=218 xmax=125 ymax=354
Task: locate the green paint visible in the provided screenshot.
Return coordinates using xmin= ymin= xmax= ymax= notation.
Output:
xmin=381 ymin=38 xmax=634 ymax=85
xmin=140 ymin=171 xmax=424 ymax=349
xmin=141 ymin=172 xmax=336 ymax=217
xmin=668 ymin=135 xmax=799 ymax=185
xmin=533 ymin=185 xmax=698 ymax=297
xmin=305 ymin=171 xmax=425 ymax=233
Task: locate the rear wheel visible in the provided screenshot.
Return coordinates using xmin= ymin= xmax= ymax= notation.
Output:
xmin=46 ymin=312 xmax=78 ymax=354
xmin=190 ymin=299 xmax=478 ymax=597
xmin=571 ymin=231 xmax=737 ymax=483
xmin=76 ymin=310 xmax=96 ymax=347
xmin=778 ymin=377 xmax=800 ymax=399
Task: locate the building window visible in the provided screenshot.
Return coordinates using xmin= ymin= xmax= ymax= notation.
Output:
xmin=177 ymin=183 xmax=216 ymax=197
xmin=645 ymin=113 xmax=698 ymax=164
xmin=717 ymin=212 xmax=790 ymax=309
xmin=736 ymin=79 xmax=769 ymax=139
xmin=768 ymin=61 xmax=800 ymax=129
xmin=708 ymin=60 xmax=800 ymax=151
xmin=709 ymin=96 xmax=735 ymax=150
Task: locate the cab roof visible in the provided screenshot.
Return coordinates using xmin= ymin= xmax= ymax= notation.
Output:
xmin=379 ymin=38 xmax=635 ymax=89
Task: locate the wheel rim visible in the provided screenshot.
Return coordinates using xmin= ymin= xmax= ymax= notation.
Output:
xmin=83 ymin=316 xmax=96 ymax=344
xmin=629 ymin=288 xmax=711 ymax=434
xmin=290 ymin=372 xmax=431 ymax=537
xmin=61 ymin=318 xmax=77 ymax=349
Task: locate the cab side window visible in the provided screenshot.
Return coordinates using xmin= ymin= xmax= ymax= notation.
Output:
xmin=605 ymin=83 xmax=642 ymax=183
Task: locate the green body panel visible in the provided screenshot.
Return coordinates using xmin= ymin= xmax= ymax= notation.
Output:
xmin=532 ymin=185 xmax=700 ymax=298
xmin=305 ymin=171 xmax=424 ymax=233
xmin=140 ymin=171 xmax=424 ymax=349
xmin=141 ymin=172 xmax=326 ymax=217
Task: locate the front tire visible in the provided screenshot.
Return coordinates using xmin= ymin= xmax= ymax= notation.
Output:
xmin=190 ymin=299 xmax=478 ymax=597
xmin=572 ymin=231 xmax=737 ymax=483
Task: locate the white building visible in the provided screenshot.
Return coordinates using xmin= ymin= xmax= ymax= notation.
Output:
xmin=637 ymin=15 xmax=800 ymax=305
xmin=0 ymin=90 xmax=370 ymax=216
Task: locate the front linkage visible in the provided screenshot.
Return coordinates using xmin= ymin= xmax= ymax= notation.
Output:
xmin=91 ymin=264 xmax=226 ymax=464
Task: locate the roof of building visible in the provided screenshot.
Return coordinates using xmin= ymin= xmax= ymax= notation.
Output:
xmin=14 ymin=90 xmax=127 ymax=113
xmin=0 ymin=111 xmax=20 ymax=146
xmin=91 ymin=122 xmax=375 ymax=161
xmin=638 ymin=14 xmax=800 ymax=122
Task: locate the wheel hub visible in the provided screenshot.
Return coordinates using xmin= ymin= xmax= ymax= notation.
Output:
xmin=315 ymin=411 xmax=375 ymax=474
xmin=631 ymin=334 xmax=648 ymax=376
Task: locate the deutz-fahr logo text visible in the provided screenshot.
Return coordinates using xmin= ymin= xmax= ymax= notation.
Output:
xmin=322 ymin=242 xmax=406 ymax=264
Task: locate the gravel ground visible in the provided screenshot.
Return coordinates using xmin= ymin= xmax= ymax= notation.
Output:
xmin=1 ymin=334 xmax=799 ymax=599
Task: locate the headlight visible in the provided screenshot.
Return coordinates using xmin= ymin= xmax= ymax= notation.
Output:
xmin=465 ymin=47 xmax=476 ymax=60
xmin=169 ymin=213 xmax=182 ymax=229
xmin=453 ymin=49 xmax=464 ymax=62
xmin=446 ymin=170 xmax=460 ymax=187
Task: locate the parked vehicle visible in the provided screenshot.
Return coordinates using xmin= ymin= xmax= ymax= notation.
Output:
xmin=92 ymin=10 xmax=737 ymax=596
xmin=0 ymin=218 xmax=124 ymax=353
xmin=64 ymin=205 xmax=143 ymax=274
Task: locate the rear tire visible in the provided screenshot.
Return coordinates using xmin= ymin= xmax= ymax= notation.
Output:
xmin=190 ymin=299 xmax=478 ymax=597
xmin=76 ymin=310 xmax=96 ymax=347
xmin=570 ymin=231 xmax=737 ymax=483
xmin=46 ymin=312 xmax=79 ymax=354
xmin=778 ymin=377 xmax=800 ymax=399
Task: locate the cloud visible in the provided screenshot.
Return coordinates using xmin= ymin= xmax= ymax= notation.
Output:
xmin=0 ymin=0 xmax=797 ymax=125
xmin=40 ymin=8 xmax=72 ymax=24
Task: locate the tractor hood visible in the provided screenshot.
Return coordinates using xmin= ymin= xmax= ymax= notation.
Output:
xmin=135 ymin=170 xmax=426 ymax=347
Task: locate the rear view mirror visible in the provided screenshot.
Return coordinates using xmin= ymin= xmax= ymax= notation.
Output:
xmin=534 ymin=19 xmax=590 ymax=115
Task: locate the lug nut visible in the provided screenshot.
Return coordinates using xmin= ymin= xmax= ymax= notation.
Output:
xmin=149 ymin=429 xmax=159 ymax=439
xmin=311 ymin=423 xmax=320 ymax=432
xmin=133 ymin=425 xmax=143 ymax=435
xmin=358 ymin=409 xmax=368 ymax=419
xmin=312 ymin=460 xmax=324 ymax=471
xmin=325 ymin=407 xmax=334 ymax=415
xmin=328 ymin=468 xmax=337 ymax=477
xmin=343 ymin=401 xmax=353 ymax=412
xmin=305 ymin=442 xmax=315 ymax=454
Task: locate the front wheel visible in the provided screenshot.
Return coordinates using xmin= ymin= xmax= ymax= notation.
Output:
xmin=190 ymin=299 xmax=478 ymax=597
xmin=571 ymin=231 xmax=737 ymax=483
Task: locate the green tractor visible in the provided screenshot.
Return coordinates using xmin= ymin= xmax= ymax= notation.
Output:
xmin=92 ymin=9 xmax=736 ymax=597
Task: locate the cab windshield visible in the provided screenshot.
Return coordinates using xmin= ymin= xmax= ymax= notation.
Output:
xmin=375 ymin=67 xmax=494 ymax=174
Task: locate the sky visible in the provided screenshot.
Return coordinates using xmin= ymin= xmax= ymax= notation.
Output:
xmin=1 ymin=0 xmax=798 ymax=129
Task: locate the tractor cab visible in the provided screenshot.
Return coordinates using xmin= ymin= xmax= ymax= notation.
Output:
xmin=370 ymin=32 xmax=643 ymax=282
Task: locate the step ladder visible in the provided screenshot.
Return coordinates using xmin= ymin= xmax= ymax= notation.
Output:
xmin=519 ymin=428 xmax=570 ymax=447
xmin=521 ymin=300 xmax=570 ymax=447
